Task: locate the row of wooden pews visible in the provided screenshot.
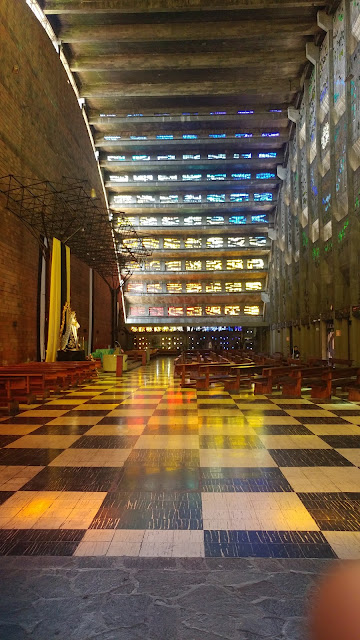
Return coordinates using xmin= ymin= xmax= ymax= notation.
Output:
xmin=174 ymin=350 xmax=279 ymax=391
xmin=253 ymin=358 xmax=360 ymax=400
xmin=173 ymin=350 xmax=360 ymax=400
xmin=0 ymin=360 xmax=100 ymax=415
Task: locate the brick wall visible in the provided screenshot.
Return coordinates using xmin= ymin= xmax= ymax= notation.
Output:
xmin=93 ymin=273 xmax=113 ymax=350
xmin=0 ymin=0 xmax=114 ymax=363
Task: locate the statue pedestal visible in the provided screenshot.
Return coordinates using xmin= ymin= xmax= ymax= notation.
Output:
xmin=57 ymin=350 xmax=86 ymax=361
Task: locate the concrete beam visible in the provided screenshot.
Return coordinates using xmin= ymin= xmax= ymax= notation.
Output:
xmin=317 ymin=10 xmax=333 ymax=32
xmin=305 ymin=42 xmax=320 ymax=65
xmin=71 ymin=51 xmax=304 ymax=72
xmin=90 ymin=112 xmax=288 ymax=125
xmin=45 ymin=0 xmax=328 ymax=14
xmin=82 ymin=80 xmax=299 ymax=98
xmin=59 ymin=20 xmax=318 ymax=43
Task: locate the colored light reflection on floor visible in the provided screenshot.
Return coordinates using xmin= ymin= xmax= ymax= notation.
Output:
xmin=0 ymin=357 xmax=359 ymax=557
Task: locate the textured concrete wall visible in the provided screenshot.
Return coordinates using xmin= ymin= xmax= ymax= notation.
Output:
xmin=0 ymin=0 xmax=112 ymax=363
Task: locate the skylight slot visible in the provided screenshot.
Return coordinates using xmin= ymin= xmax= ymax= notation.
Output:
xmin=133 ymin=174 xmax=153 ymax=182
xmin=182 ymin=174 xmax=202 ymax=181
xmin=232 ymin=173 xmax=251 ymax=180
xmin=247 ymin=258 xmax=265 ymax=269
xmin=254 ymin=193 xmax=273 ymax=201
xmin=110 ymin=175 xmax=128 ymax=182
xmin=258 ymin=152 xmax=276 ymax=158
xmin=230 ymin=193 xmax=249 ymax=202
xmin=207 ymin=194 xmax=225 ymax=202
xmin=207 ymin=174 xmax=226 ymax=181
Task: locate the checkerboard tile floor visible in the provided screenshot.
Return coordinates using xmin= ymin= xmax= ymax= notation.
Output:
xmin=0 ymin=357 xmax=359 ymax=558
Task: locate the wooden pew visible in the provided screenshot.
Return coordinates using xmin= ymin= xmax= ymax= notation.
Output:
xmin=253 ymin=365 xmax=299 ymax=395
xmin=276 ymin=366 xmax=329 ymax=398
xmin=309 ymin=367 xmax=360 ymax=399
xmin=223 ymin=364 xmax=266 ymax=392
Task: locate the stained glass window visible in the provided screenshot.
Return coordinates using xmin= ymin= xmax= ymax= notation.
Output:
xmin=187 ymin=307 xmax=202 ymax=316
xmin=184 ymin=216 xmax=202 ymax=225
xmin=165 ymin=260 xmax=181 ymax=271
xmin=182 ymin=174 xmax=202 ymax=181
xmin=168 ymin=307 xmax=184 ymax=316
xmin=167 ymin=283 xmax=182 ymax=293
xmin=254 ymin=192 xmax=272 ymax=202
xmin=137 ymin=195 xmax=155 ymax=203
xmin=224 ymin=305 xmax=240 ymax=315
xmin=205 ymin=306 xmax=222 ymax=315
xmin=186 ymin=283 xmax=202 ymax=293
xmin=333 ymin=2 xmax=346 ymax=116
xmin=163 ymin=238 xmax=181 ymax=249
xmin=127 ymin=282 xmax=143 ymax=292
xmin=158 ymin=175 xmax=177 ymax=181
xmin=162 ymin=216 xmax=180 ymax=225
xmin=207 ymin=216 xmax=224 ymax=225
xmin=149 ymin=307 xmax=164 ymax=316
xmin=247 ymin=258 xmax=265 ymax=269
xmin=206 ymin=237 xmax=223 ymax=248
xmin=185 ymin=260 xmax=202 ymax=270
xmin=319 ymin=33 xmax=330 ymax=120
xmin=142 ymin=238 xmax=160 ymax=249
xmin=185 ymin=237 xmax=202 ymax=249
xmin=244 ymin=305 xmax=260 ymax=315
xmin=245 ymin=282 xmax=262 ymax=291
xmin=110 ymin=175 xmax=129 ymax=182
xmin=308 ymin=69 xmax=317 ymax=163
xmin=249 ymin=237 xmax=267 ymax=246
xmin=228 ymin=237 xmax=245 ymax=247
xmin=207 ymin=174 xmax=226 ymax=181
xmin=206 ymin=282 xmax=222 ymax=292
xmin=256 ymin=173 xmax=275 ymax=180
xmin=113 ymin=195 xmax=134 ymax=204
xmin=229 ymin=215 xmax=246 ymax=224
xmin=225 ymin=282 xmax=242 ymax=292
xmin=147 ymin=260 xmax=161 ymax=271
xmin=147 ymin=283 xmax=162 ymax=293
xmin=251 ymin=215 xmax=268 ymax=223
xmin=133 ymin=174 xmax=153 ymax=182
xmin=230 ymin=193 xmax=249 ymax=202
xmin=184 ymin=195 xmax=202 ymax=203
xmin=129 ymin=306 xmax=147 ymax=316
xmin=207 ymin=194 xmax=226 ymax=202
xmin=206 ymin=259 xmax=222 ymax=270
xmin=227 ymin=259 xmax=244 ymax=270
xmin=140 ymin=217 xmax=157 ymax=226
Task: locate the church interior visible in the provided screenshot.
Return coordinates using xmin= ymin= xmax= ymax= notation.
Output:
xmin=0 ymin=0 xmax=360 ymax=638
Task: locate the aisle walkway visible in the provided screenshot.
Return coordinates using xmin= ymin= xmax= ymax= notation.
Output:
xmin=0 ymin=357 xmax=359 ymax=558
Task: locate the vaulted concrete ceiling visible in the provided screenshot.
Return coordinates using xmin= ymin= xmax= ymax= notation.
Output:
xmin=43 ymin=0 xmax=333 ymax=116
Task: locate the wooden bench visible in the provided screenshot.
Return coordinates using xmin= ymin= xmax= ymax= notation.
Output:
xmin=223 ymin=364 xmax=266 ymax=392
xmin=253 ymin=365 xmax=300 ymax=395
xmin=308 ymin=367 xmax=360 ymax=399
xmin=0 ymin=361 xmax=99 ymax=413
xmin=276 ymin=366 xmax=329 ymax=398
